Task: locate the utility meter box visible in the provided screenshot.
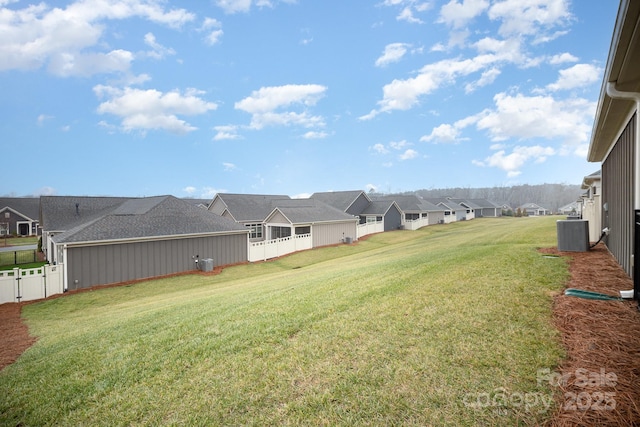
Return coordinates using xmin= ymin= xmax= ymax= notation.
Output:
xmin=557 ymin=220 xmax=589 ymax=252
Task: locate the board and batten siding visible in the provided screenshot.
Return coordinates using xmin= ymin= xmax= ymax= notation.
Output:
xmin=64 ymin=233 xmax=247 ymax=291
xmin=602 ymin=112 xmax=635 ymax=277
xmin=312 ymin=221 xmax=356 ymax=247
xmin=346 ymin=194 xmax=371 ymax=218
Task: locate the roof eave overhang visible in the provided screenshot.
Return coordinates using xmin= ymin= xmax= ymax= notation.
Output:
xmin=55 ymin=229 xmax=249 ymax=248
xmin=588 ymin=0 xmax=640 ymax=162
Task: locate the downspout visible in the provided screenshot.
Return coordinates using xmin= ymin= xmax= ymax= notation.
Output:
xmin=606 ymin=81 xmax=640 ymax=209
xmin=62 ymin=244 xmax=68 ymax=292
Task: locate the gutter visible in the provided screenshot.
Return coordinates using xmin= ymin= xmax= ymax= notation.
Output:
xmin=606 ymin=81 xmax=640 ymax=209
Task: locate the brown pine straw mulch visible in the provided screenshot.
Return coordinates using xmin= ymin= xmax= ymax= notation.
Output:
xmin=544 ymin=242 xmax=640 ymax=426
xmin=1 ymin=243 xmax=640 ymax=425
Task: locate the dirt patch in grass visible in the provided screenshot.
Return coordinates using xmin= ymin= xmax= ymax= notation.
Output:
xmin=543 ymin=243 xmax=640 ymax=426
xmin=0 ymin=303 xmax=36 ymax=370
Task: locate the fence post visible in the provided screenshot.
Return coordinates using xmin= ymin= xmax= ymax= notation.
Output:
xmin=13 ymin=267 xmax=21 ymax=302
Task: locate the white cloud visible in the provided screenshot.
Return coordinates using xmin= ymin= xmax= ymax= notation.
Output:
xmin=183 ymin=186 xmax=196 ymax=194
xmin=235 ymin=84 xmax=327 ymax=129
xmin=545 ymin=63 xmax=601 ymax=92
xmin=371 ymin=143 xmax=389 ymax=154
xmin=549 ymin=52 xmax=578 ymax=64
xmin=215 ymin=0 xmax=295 ymax=14
xmin=223 ymin=162 xmax=236 ymax=171
xmin=361 ymin=56 xmax=492 ymax=119
xmin=420 ymin=123 xmax=463 ymax=144
xmin=473 ymin=145 xmax=555 ymax=177
xmin=213 ymin=125 xmax=241 ymax=140
xmin=375 ymin=43 xmax=410 ymax=67
xmin=143 ymin=33 xmax=176 ymax=59
xmin=399 ymin=148 xmax=419 ymax=160
xmin=390 ymin=140 xmax=410 ymax=150
xmin=438 ymin=0 xmax=489 ymax=29
xmin=302 ymin=130 xmax=328 ymax=139
xmin=465 ymin=67 xmax=501 ymax=93
xmin=475 ymin=92 xmax=594 ymax=146
xmin=94 ymin=85 xmax=218 ymax=134
xmin=488 ymin=0 xmax=572 ymax=39
xmin=0 ymin=1 xmax=194 ymax=76
xmin=202 ymin=18 xmax=224 ymax=45
xmin=37 ymin=114 xmax=53 ymax=126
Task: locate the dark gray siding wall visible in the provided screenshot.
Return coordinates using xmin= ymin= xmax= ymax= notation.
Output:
xmin=346 ymin=194 xmax=370 ymax=217
xmin=384 ymin=206 xmax=402 ymax=231
xmin=602 ymin=113 xmax=635 ymax=277
xmin=66 ymin=233 xmax=247 ymax=290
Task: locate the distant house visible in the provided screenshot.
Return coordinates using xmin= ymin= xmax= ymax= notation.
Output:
xmin=209 ymin=193 xmax=359 ymax=261
xmin=41 ymin=195 xmax=248 ymax=291
xmin=373 ymin=195 xmax=444 ymax=229
xmin=558 ymin=201 xmax=581 ymax=216
xmin=426 ymin=198 xmax=468 ymax=222
xmin=518 ymin=203 xmax=550 ymax=216
xmin=208 ymin=193 xmax=291 ymax=242
xmin=0 ymin=197 xmax=41 ymax=236
xmin=310 ymin=190 xmax=372 ymax=218
xmin=359 ymin=200 xmax=402 ymax=231
xmin=457 ymin=199 xmax=502 ymax=218
xmin=311 ymin=190 xmax=402 ymax=232
xmin=580 ymin=170 xmax=602 ymax=242
xmin=263 ymin=198 xmax=358 ymax=247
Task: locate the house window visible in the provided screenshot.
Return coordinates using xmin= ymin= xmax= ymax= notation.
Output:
xmin=295 ymin=226 xmax=310 ymax=235
xmin=366 ymin=216 xmax=377 ymax=223
xmin=271 ymin=226 xmax=291 ymax=239
xmin=246 ymin=223 xmax=263 ymax=239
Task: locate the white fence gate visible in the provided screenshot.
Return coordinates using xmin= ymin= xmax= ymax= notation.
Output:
xmin=0 ymin=264 xmax=64 ymax=304
xmin=249 ymin=234 xmax=312 ymax=262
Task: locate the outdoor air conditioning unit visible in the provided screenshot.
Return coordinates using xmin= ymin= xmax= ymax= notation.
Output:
xmin=201 ymin=258 xmax=214 ymax=272
xmin=557 ymin=220 xmax=589 ymax=252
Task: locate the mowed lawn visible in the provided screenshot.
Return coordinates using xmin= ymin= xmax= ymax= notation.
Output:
xmin=1 ymin=216 xmax=569 ymax=426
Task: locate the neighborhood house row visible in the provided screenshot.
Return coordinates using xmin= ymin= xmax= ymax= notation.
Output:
xmin=2 ymin=190 xmax=561 ymax=294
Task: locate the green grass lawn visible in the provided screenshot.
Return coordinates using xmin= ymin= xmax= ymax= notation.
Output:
xmin=0 ymin=216 xmax=569 ymax=426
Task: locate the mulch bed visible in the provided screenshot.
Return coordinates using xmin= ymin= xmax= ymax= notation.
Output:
xmin=1 ymin=243 xmax=639 ymax=425
xmin=543 ymin=243 xmax=640 ymax=426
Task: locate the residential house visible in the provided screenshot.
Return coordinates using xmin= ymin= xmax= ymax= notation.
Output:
xmin=311 ymin=190 xmax=402 ymax=233
xmin=580 ymin=170 xmax=602 ymax=242
xmin=558 ymin=201 xmax=581 ymax=217
xmin=208 ymin=193 xmax=291 ymax=242
xmin=518 ymin=203 xmax=550 ymax=216
xmin=458 ymin=199 xmax=503 ymax=218
xmin=42 ymin=195 xmax=248 ymax=291
xmin=587 ymin=0 xmax=640 ymax=297
xmin=209 ymin=193 xmax=359 ymax=261
xmin=374 ymin=195 xmax=445 ymax=229
xmin=425 ymin=198 xmax=467 ymax=222
xmin=0 ymin=197 xmax=41 ymax=236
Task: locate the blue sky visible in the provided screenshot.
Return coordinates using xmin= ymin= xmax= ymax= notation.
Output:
xmin=1 ymin=0 xmax=617 ymax=198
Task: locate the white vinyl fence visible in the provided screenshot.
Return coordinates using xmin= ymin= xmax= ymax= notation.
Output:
xmin=404 ymin=217 xmax=430 ymax=230
xmin=357 ymin=221 xmax=384 ymax=239
xmin=0 ymin=264 xmax=64 ymax=304
xmin=249 ymin=234 xmax=312 ymax=262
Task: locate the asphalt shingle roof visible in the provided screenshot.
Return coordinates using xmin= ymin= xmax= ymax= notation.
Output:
xmin=310 ymin=190 xmax=368 ymax=212
xmin=52 ymin=195 xmax=247 ymax=244
xmin=270 ymin=199 xmax=358 ymax=224
xmin=0 ymin=197 xmax=40 ymax=221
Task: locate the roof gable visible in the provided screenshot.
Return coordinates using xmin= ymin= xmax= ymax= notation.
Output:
xmin=310 ymin=190 xmax=370 ymax=212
